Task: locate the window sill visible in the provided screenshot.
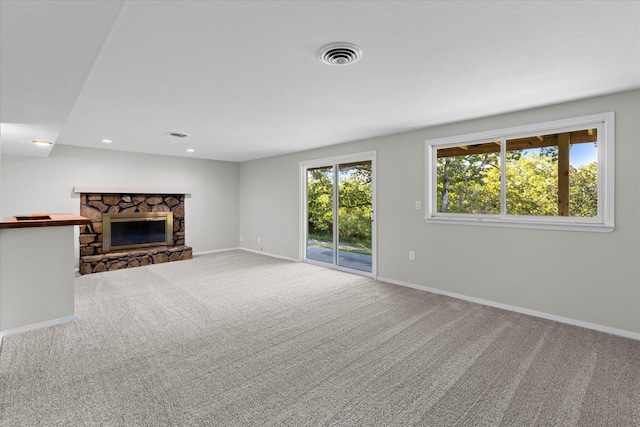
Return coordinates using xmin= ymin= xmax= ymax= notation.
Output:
xmin=424 ymin=216 xmax=614 ymax=233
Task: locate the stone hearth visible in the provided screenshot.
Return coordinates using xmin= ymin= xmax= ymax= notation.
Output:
xmin=79 ymin=193 xmax=192 ymax=274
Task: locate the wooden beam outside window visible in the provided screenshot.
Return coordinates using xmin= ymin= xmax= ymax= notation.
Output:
xmin=557 ymin=133 xmax=570 ymax=216
xmin=436 ymin=129 xmax=597 ymax=158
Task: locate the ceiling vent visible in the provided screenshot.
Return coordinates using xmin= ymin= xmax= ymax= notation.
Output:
xmin=168 ymin=132 xmax=189 ymax=138
xmin=318 ymin=43 xmax=363 ymax=66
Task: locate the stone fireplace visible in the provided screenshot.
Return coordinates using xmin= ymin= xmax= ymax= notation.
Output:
xmin=77 ymin=190 xmax=192 ymax=274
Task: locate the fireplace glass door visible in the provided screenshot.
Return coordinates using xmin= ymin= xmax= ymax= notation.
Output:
xmin=111 ymin=220 xmax=167 ymax=247
xmin=103 ymin=212 xmax=173 ymax=252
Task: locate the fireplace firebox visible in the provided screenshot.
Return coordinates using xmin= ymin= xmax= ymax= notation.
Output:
xmin=103 ymin=212 xmax=173 ymax=252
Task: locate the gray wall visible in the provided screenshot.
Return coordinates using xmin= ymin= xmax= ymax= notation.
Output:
xmin=1 ymin=91 xmax=637 ymax=335
xmin=0 ymin=144 xmax=240 ymax=263
xmin=239 ymin=90 xmax=640 ymax=334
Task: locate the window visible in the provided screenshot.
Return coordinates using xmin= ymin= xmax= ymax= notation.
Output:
xmin=425 ymin=112 xmax=614 ymax=231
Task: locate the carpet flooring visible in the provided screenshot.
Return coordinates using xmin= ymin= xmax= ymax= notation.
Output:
xmin=1 ymin=250 xmax=638 ymax=426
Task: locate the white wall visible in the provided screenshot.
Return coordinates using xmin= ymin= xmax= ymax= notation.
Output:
xmin=0 ymin=144 xmax=240 ymax=264
xmin=239 ymin=90 xmax=640 ymax=334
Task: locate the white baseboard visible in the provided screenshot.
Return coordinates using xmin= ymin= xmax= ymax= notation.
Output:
xmin=193 ymin=246 xmax=300 ymax=263
xmin=193 ymin=247 xmax=240 ymax=256
xmin=376 ymin=276 xmax=640 ymax=341
xmin=239 ymin=247 xmax=301 ymax=263
xmin=0 ymin=315 xmax=76 ymax=349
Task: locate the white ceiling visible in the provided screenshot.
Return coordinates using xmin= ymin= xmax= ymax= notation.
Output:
xmin=2 ymin=1 xmax=639 ymax=162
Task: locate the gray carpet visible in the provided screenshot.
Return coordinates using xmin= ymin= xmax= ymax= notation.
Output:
xmin=1 ymin=250 xmax=638 ymax=426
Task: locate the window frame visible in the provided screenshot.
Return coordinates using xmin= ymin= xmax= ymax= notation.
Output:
xmin=425 ymin=112 xmax=615 ymax=232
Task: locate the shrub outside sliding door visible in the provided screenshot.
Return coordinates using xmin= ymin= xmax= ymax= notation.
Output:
xmin=301 ymin=152 xmax=376 ymax=276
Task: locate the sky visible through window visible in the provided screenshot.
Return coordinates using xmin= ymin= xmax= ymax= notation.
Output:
xmin=569 ymin=143 xmax=598 ymax=167
xmin=520 ymin=143 xmax=597 ymax=167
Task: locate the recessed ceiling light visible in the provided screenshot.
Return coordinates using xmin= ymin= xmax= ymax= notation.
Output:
xmin=32 ymin=140 xmax=53 ymax=146
xmin=169 ymin=132 xmax=190 ymax=138
xmin=186 ymin=148 xmax=195 ymax=153
xmin=102 ymin=139 xmax=112 ymax=143
xmin=318 ymin=42 xmax=363 ymax=66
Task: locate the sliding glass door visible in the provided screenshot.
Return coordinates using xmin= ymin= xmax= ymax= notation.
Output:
xmin=303 ymin=153 xmax=375 ymax=275
xmin=306 ymin=165 xmax=335 ymax=265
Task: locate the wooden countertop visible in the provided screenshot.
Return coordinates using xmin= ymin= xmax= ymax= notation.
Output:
xmin=0 ymin=214 xmax=91 ymax=229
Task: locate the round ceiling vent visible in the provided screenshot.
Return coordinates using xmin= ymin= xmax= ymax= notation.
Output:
xmin=168 ymin=132 xmax=189 ymax=138
xmin=318 ymin=42 xmax=363 ymax=66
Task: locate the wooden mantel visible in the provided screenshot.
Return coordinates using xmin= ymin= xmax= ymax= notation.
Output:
xmin=0 ymin=213 xmax=90 ymax=229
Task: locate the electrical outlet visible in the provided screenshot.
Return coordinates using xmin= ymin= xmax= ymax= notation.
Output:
xmin=415 ymin=201 xmax=421 ymax=210
xmin=240 ymin=236 xmax=243 ymax=242
xmin=409 ymin=251 xmax=415 ymax=261
xmin=257 ymin=237 xmax=261 ymax=243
